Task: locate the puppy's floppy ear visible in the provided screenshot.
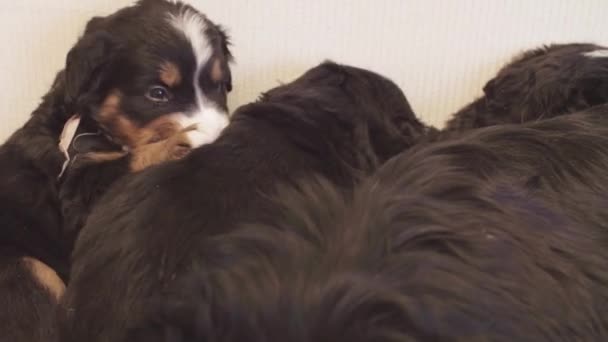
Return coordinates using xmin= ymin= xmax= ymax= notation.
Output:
xmin=64 ymin=31 xmax=121 ymax=114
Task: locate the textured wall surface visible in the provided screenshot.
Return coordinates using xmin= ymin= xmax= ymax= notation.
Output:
xmin=1 ymin=0 xmax=607 ymax=140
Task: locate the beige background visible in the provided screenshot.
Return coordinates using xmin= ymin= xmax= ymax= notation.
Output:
xmin=1 ymin=0 xmax=607 ymax=140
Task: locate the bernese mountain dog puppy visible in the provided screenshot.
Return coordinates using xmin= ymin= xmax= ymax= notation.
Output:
xmin=60 ymin=61 xmax=428 ymax=342
xmin=0 ymin=0 xmax=231 ymax=341
xmin=58 ymin=0 xmax=233 ymax=250
xmin=444 ymin=43 xmax=608 ymax=132
xmin=139 ymin=106 xmax=608 ymax=341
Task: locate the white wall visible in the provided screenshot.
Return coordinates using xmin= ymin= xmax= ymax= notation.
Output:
xmin=1 ymin=0 xmax=607 ymax=140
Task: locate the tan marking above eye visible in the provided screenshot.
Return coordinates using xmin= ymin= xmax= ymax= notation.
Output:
xmin=159 ymin=61 xmax=182 ymax=87
xmin=211 ymin=58 xmax=223 ymax=83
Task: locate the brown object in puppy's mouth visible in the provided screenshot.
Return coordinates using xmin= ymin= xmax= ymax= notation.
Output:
xmin=96 ymin=90 xmax=195 ymax=147
xmin=72 ymin=122 xmax=195 ymax=172
xmin=71 ymin=90 xmax=201 ymax=172
xmin=129 ymin=126 xmax=196 ymax=172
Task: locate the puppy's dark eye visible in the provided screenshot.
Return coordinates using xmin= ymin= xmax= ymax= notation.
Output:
xmin=146 ymin=86 xmax=171 ymax=102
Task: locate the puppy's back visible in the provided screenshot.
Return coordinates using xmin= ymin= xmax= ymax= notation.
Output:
xmin=139 ymin=109 xmax=608 ymax=341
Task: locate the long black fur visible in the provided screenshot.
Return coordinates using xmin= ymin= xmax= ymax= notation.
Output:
xmin=61 ymin=61 xmax=427 ymax=342
xmin=444 ymin=43 xmax=608 ymax=133
xmin=139 ymin=106 xmax=608 ymax=341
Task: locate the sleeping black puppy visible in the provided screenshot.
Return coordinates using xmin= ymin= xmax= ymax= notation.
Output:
xmin=444 ymin=43 xmax=608 ymax=133
xmin=140 ymin=106 xmax=608 ymax=341
xmin=61 ymin=61 xmax=428 ymax=342
xmin=0 ymin=0 xmax=232 ymax=341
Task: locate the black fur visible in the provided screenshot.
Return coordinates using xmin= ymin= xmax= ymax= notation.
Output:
xmin=0 ymin=71 xmax=73 ymax=342
xmin=137 ymin=106 xmax=608 ymax=341
xmin=0 ymin=1 xmax=231 ymax=341
xmin=444 ymin=43 xmax=608 ymax=133
xmin=61 ymin=61 xmax=427 ymax=341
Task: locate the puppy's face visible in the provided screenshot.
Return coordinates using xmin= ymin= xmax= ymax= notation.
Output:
xmin=65 ymin=0 xmax=232 ymax=151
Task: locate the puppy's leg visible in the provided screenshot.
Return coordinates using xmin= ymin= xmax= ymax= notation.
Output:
xmin=0 ymin=255 xmax=64 ymax=342
xmin=22 ymin=257 xmax=66 ymax=300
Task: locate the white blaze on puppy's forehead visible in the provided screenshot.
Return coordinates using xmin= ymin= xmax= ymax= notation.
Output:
xmin=168 ymin=9 xmax=212 ymax=66
xmin=584 ymin=49 xmax=608 ymax=58
xmin=167 ymin=9 xmax=228 ymax=147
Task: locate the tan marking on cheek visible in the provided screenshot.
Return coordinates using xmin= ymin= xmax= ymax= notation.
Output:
xmin=211 ymin=58 xmax=223 ymax=83
xmin=21 ymin=257 xmax=66 ymax=301
xmin=96 ymin=91 xmax=184 ymax=149
xmin=96 ymin=91 xmax=139 ymax=147
xmin=160 ymin=61 xmax=182 ymax=87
